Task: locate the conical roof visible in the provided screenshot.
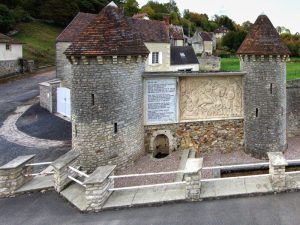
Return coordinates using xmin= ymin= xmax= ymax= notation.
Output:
xmin=65 ymin=4 xmax=149 ymax=57
xmin=237 ymin=15 xmax=290 ymax=55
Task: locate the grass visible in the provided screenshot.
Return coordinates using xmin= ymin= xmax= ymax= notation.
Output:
xmin=12 ymin=21 xmax=62 ymax=67
xmin=221 ymin=57 xmax=300 ymax=80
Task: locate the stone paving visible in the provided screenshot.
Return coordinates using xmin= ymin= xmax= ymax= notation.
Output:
xmin=0 ymin=104 xmax=66 ymax=149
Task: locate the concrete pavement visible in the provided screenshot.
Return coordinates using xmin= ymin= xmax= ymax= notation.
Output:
xmin=1 ymin=190 xmax=300 ymax=225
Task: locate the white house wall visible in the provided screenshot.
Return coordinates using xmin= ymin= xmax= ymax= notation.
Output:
xmin=0 ymin=44 xmax=22 ymax=61
xmin=145 ymin=42 xmax=171 ymax=72
xmin=170 ymin=64 xmax=199 ymax=72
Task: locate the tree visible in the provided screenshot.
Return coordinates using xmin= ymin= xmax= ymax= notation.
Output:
xmin=214 ymin=15 xmax=236 ymax=31
xmin=0 ymin=4 xmax=15 ymax=33
xmin=242 ymin=21 xmax=253 ymax=32
xmin=124 ymin=0 xmax=139 ymax=17
xmin=222 ymin=30 xmax=247 ymax=52
xmin=140 ymin=5 xmax=154 ymax=17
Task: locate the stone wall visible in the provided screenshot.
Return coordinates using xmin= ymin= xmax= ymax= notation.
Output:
xmin=39 ymin=79 xmax=61 ymax=113
xmin=56 ymin=42 xmax=72 ymax=89
xmin=71 ymin=56 xmax=145 ymax=171
xmin=145 ymin=119 xmax=244 ymax=154
xmin=198 ymin=55 xmax=221 ymax=71
xmin=0 ymin=60 xmax=21 ymax=78
xmin=240 ymin=56 xmax=287 ymax=158
xmin=287 ymin=79 xmax=300 ymax=137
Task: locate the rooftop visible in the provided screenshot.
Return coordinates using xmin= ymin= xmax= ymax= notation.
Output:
xmin=198 ymin=32 xmax=213 ymax=42
xmin=170 ymin=46 xmax=199 ymax=65
xmin=57 ymin=12 xmax=96 ymax=43
xmin=169 ymin=24 xmax=184 ymax=40
xmin=0 ymin=33 xmax=22 ymax=44
xmin=237 ymin=15 xmax=290 ymax=56
xmin=65 ymin=4 xmax=149 ymax=57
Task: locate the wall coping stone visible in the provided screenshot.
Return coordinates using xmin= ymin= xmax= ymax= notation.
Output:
xmin=267 ymin=152 xmax=288 ymax=166
xmin=39 ymin=79 xmax=61 ymax=87
xmin=84 ymin=165 xmax=116 ymax=184
xmin=184 ymin=158 xmax=203 ymax=174
xmin=143 ymin=71 xmax=246 ymax=78
xmin=0 ymin=155 xmax=35 ymax=169
xmin=52 ymin=151 xmax=80 ymax=170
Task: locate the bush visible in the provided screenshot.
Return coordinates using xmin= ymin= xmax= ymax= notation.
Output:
xmin=0 ymin=4 xmax=15 ymax=33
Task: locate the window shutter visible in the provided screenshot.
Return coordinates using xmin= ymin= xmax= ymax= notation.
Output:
xmin=159 ymin=52 xmax=162 ymax=64
xmin=148 ymin=53 xmax=152 ymax=65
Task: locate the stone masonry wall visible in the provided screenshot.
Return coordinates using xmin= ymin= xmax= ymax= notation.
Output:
xmin=39 ymin=79 xmax=61 ymax=113
xmin=287 ymin=79 xmax=300 ymax=137
xmin=240 ymin=56 xmax=287 ymax=158
xmin=145 ymin=119 xmax=244 ymax=154
xmin=56 ymin=42 xmax=72 ymax=88
xmin=198 ymin=55 xmax=221 ymax=71
xmin=72 ymin=57 xmax=145 ymax=171
xmin=0 ymin=60 xmax=21 ymax=78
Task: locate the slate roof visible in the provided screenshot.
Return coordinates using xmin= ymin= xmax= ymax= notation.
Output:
xmin=198 ymin=32 xmax=213 ymax=42
xmin=129 ymin=18 xmax=170 ymax=43
xmin=65 ymin=5 xmax=149 ymax=57
xmin=169 ymin=24 xmax=184 ymax=40
xmin=171 ymin=46 xmax=199 ymax=65
xmin=57 ymin=12 xmax=96 ymax=42
xmin=0 ymin=33 xmax=22 ymax=44
xmin=237 ymin=15 xmax=290 ymax=55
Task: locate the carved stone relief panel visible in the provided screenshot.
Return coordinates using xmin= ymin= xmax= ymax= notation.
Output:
xmin=180 ymin=76 xmax=243 ymax=121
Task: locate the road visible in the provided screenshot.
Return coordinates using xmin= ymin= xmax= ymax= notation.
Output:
xmin=0 ymin=69 xmax=69 ymax=166
xmin=1 ymin=191 xmax=300 ymax=225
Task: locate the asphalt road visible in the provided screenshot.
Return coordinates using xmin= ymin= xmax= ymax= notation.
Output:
xmin=0 ymin=69 xmax=69 ymax=166
xmin=1 ymin=191 xmax=300 ymax=225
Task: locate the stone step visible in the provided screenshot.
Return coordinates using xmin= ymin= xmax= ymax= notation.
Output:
xmin=15 ymin=175 xmax=54 ymax=194
xmin=60 ymin=182 xmax=87 ymax=211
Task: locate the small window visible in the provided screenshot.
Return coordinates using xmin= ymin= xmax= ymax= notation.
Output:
xmin=6 ymin=44 xmax=11 ymax=50
xmin=114 ymin=123 xmax=118 ymax=133
xmin=74 ymin=125 xmax=77 ymax=137
xmin=270 ymin=83 xmax=273 ymax=94
xmin=91 ymin=94 xmax=95 ymax=106
xmin=152 ymin=52 xmax=159 ymax=64
xmin=256 ymin=108 xmax=259 ymax=117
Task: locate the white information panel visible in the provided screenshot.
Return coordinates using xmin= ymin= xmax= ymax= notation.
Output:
xmin=145 ymin=79 xmax=177 ymax=124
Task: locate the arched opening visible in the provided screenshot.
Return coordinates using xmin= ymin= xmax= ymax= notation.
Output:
xmin=153 ymin=134 xmax=169 ymax=159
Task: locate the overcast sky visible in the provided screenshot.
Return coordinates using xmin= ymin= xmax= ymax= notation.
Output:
xmin=136 ymin=0 xmax=300 ymax=33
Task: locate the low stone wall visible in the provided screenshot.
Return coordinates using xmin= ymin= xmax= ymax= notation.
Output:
xmin=39 ymin=79 xmax=61 ymax=113
xmin=0 ymin=60 xmax=21 ymax=78
xmin=145 ymin=119 xmax=244 ymax=154
xmin=0 ymin=155 xmax=35 ymax=197
xmin=287 ymin=79 xmax=300 ymax=137
xmin=198 ymin=55 xmax=221 ymax=71
xmin=52 ymin=151 xmax=80 ymax=192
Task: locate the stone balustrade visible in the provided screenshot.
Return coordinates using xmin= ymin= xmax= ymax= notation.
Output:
xmin=0 ymin=155 xmax=35 ymax=197
xmin=84 ymin=165 xmax=116 ymax=211
xmin=52 ymin=151 xmax=80 ymax=192
xmin=268 ymin=152 xmax=288 ymax=192
xmin=184 ymin=158 xmax=203 ymax=201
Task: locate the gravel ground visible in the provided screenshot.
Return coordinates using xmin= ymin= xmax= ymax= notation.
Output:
xmin=115 ymin=150 xmax=182 ymax=188
xmin=16 ymin=103 xmax=72 ymax=141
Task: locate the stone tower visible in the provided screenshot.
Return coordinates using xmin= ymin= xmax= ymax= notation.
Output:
xmin=237 ymin=15 xmax=290 ymax=158
xmin=64 ymin=3 xmax=149 ymax=171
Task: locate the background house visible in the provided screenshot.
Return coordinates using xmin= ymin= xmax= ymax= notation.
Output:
xmin=170 ymin=46 xmax=199 ymax=71
xmin=0 ymin=33 xmax=23 ymax=78
xmin=191 ymin=31 xmax=216 ymax=55
xmin=214 ymin=26 xmax=230 ymax=41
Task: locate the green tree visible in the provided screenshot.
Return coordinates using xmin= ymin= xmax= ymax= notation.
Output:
xmin=0 ymin=4 xmax=15 ymax=33
xmin=214 ymin=15 xmax=236 ymax=31
xmin=124 ymin=0 xmax=139 ymax=16
xmin=222 ymin=30 xmax=247 ymax=52
xmin=140 ymin=5 xmax=154 ymax=17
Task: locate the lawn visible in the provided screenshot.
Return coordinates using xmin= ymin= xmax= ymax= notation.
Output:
xmin=221 ymin=57 xmax=300 ymax=80
xmin=12 ymin=21 xmax=62 ymax=67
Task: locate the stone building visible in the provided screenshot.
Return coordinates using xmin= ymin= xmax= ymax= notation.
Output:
xmin=0 ymin=33 xmax=23 ymax=78
xmin=237 ymin=15 xmax=290 ymax=158
xmin=214 ymin=26 xmax=230 ymax=42
xmin=64 ymin=3 xmax=149 ymax=171
xmin=191 ymin=32 xmax=216 ymax=55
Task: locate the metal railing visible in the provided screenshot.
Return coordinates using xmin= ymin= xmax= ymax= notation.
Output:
xmin=24 ymin=162 xmax=53 ymax=177
xmin=67 ymin=166 xmax=89 ymax=187
xmin=109 ymin=170 xmax=187 ymax=192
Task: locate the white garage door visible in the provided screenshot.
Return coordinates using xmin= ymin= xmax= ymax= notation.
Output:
xmin=57 ymin=87 xmax=71 ymax=118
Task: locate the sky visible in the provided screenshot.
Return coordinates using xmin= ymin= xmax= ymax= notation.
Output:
xmin=136 ymin=0 xmax=300 ymax=33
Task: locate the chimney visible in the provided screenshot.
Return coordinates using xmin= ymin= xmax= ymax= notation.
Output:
xmin=163 ymin=16 xmax=170 ymax=26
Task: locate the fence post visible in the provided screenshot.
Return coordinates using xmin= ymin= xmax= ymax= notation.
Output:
xmin=184 ymin=158 xmax=203 ymax=201
xmin=84 ymin=165 xmax=116 ymax=211
xmin=0 ymin=155 xmax=35 ymax=197
xmin=267 ymin=152 xmax=288 ymax=192
xmin=52 ymin=151 xmax=80 ymax=192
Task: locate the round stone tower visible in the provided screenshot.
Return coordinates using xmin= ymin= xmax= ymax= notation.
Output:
xmin=237 ymin=15 xmax=290 ymax=158
xmin=64 ymin=3 xmax=149 ymax=171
